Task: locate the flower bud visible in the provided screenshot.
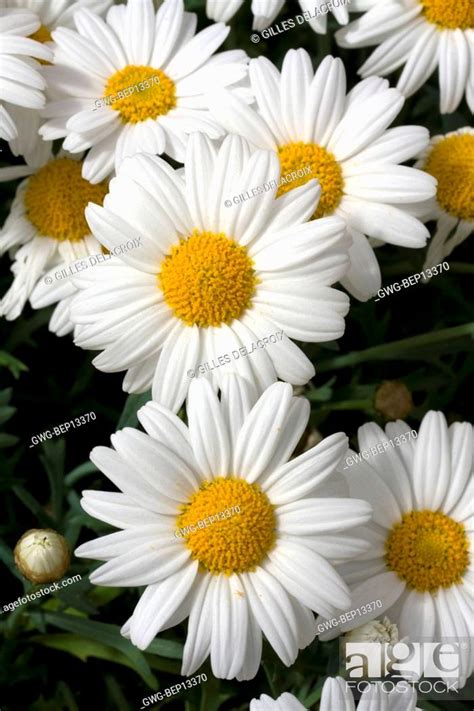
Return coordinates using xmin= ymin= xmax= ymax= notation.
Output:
xmin=344 ymin=616 xmax=399 ymax=644
xmin=374 ymin=380 xmax=414 ymax=420
xmin=14 ymin=529 xmax=70 ymax=584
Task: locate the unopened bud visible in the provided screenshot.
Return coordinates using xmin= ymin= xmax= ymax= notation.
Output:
xmin=344 ymin=617 xmax=399 ymax=644
xmin=374 ymin=380 xmax=414 ymax=420
xmin=14 ymin=529 xmax=70 ymax=584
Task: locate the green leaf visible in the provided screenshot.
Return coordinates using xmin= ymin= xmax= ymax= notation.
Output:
xmin=0 ymin=387 xmax=13 ymax=406
xmin=64 ymin=460 xmax=98 ymax=487
xmin=0 ymin=351 xmax=28 ymax=378
xmin=0 ymin=433 xmax=19 ymax=448
xmin=31 ymin=633 xmax=156 ymax=687
xmin=117 ymin=391 xmax=152 ymax=430
xmin=12 ymin=485 xmax=56 ymax=528
xmin=30 ymin=611 xmax=157 ymax=688
xmin=318 ymin=323 xmax=474 ymax=372
xmin=145 ymin=636 xmax=183 ymax=660
xmin=104 ymin=674 xmax=131 ymax=711
xmin=305 ymin=377 xmax=336 ymax=402
xmin=0 ymin=405 xmax=15 ymax=425
xmin=39 ymin=439 xmax=66 ymax=523
xmin=0 ymin=538 xmax=24 ymax=582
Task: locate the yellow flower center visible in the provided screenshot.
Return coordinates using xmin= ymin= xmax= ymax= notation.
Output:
xmin=420 ymin=0 xmax=474 ymax=29
xmin=24 ymin=158 xmax=108 ymax=242
xmin=423 ymin=133 xmax=474 ymax=221
xmin=158 ymin=230 xmax=258 ymax=328
xmin=277 ymin=141 xmax=344 ymax=218
xmin=176 ymin=477 xmax=276 ymax=575
xmin=29 ymin=24 xmax=52 ymax=44
xmin=104 ymin=65 xmax=176 ymax=124
xmin=385 ymin=510 xmax=469 ymax=592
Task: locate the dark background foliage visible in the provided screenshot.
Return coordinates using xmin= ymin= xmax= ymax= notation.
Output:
xmin=0 ymin=0 xmax=472 ymax=709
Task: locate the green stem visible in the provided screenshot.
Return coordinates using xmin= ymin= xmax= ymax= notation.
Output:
xmin=317 ymin=323 xmax=474 ymax=372
xmin=262 ymin=661 xmax=279 ymax=698
xmin=448 ymin=262 xmax=474 ymax=274
xmin=315 ymin=399 xmax=374 ymax=412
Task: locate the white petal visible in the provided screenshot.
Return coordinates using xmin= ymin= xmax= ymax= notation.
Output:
xmin=328 ymin=89 xmax=404 ymax=162
xmin=152 ymin=324 xmax=200 ymax=413
xmin=444 ymin=422 xmax=473 ymax=517
xmin=187 ymin=378 xmax=230 ymax=478
xmin=412 ymin=411 xmax=451 ymax=510
xmin=130 ymin=561 xmax=199 ymax=649
xmin=210 ymin=575 xmax=248 ymax=679
xmin=266 ymin=541 xmax=351 ymax=616
xmin=317 ymin=571 xmax=405 ymax=639
xmin=396 ymin=26 xmax=439 ymax=97
xmin=264 ymin=432 xmax=348 ymax=505
xmin=233 ymin=382 xmax=293 ymax=482
xmin=398 ymin=590 xmax=436 ymax=641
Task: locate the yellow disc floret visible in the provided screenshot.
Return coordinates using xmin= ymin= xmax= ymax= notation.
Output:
xmin=420 ymin=0 xmax=473 ymax=30
xmin=29 ymin=24 xmax=52 ymax=44
xmin=385 ymin=510 xmax=469 ymax=592
xmin=176 ymin=477 xmax=276 ymax=575
xmin=24 ymin=158 xmax=108 ymax=242
xmin=423 ymin=133 xmax=474 ymax=221
xmin=104 ymin=66 xmax=176 ymax=123
xmin=158 ymin=230 xmax=258 ymax=328
xmin=278 ymin=141 xmax=344 ymax=218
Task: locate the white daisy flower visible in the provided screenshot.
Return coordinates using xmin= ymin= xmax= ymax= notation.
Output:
xmin=415 ymin=127 xmax=473 ymax=272
xmin=39 ymin=0 xmax=249 ymax=183
xmin=207 ymin=0 xmax=353 ymax=34
xmin=206 ymin=0 xmax=284 ymax=31
xmin=71 ymin=132 xmax=351 ymax=411
xmin=75 ymin=376 xmax=372 ymax=679
xmin=250 ymin=691 xmax=307 ymax=710
xmin=0 ymin=7 xmax=52 ymax=145
xmin=0 ymin=149 xmax=108 ymax=321
xmin=2 ymin=0 xmax=113 ymax=166
xmin=320 ymin=676 xmax=420 ymax=710
xmin=317 ymin=411 xmax=473 ymax=687
xmin=208 ymin=50 xmax=436 ymax=301
xmin=336 ymin=0 xmax=474 ymax=114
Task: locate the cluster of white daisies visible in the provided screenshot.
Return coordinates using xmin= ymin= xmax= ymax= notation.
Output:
xmin=0 ymin=0 xmax=472 ymax=707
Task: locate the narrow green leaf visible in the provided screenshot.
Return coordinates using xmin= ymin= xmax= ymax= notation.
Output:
xmin=31 ymin=633 xmax=156 ymax=687
xmin=31 ymin=611 xmax=157 ymax=688
xmin=39 ymin=439 xmax=66 ymax=523
xmin=12 ymin=485 xmax=56 ymax=528
xmin=0 ymin=405 xmax=16 ymax=425
xmin=0 ymin=433 xmax=19 ymax=448
xmin=318 ymin=323 xmax=474 ymax=372
xmin=64 ymin=461 xmax=98 ymax=487
xmin=117 ymin=391 xmax=152 ymax=430
xmin=0 ymin=351 xmax=28 ymax=378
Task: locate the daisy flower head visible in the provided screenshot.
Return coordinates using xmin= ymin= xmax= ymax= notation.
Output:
xmin=320 ymin=676 xmax=420 ymax=710
xmin=250 ymin=691 xmax=307 ymax=710
xmin=415 ymin=127 xmax=473 ymax=271
xmin=38 ymin=0 xmax=249 ymax=183
xmin=75 ymin=376 xmax=373 ymax=679
xmin=336 ymin=0 xmax=474 ymax=114
xmin=207 ymin=0 xmax=353 ymax=34
xmin=0 ymin=149 xmax=108 ymax=321
xmin=208 ymin=50 xmax=437 ymax=301
xmin=317 ymin=411 xmax=473 ymax=687
xmin=0 ymin=7 xmax=52 ymax=145
xmin=71 ymin=132 xmax=351 ymax=411
xmin=1 ymin=0 xmax=113 ymax=165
